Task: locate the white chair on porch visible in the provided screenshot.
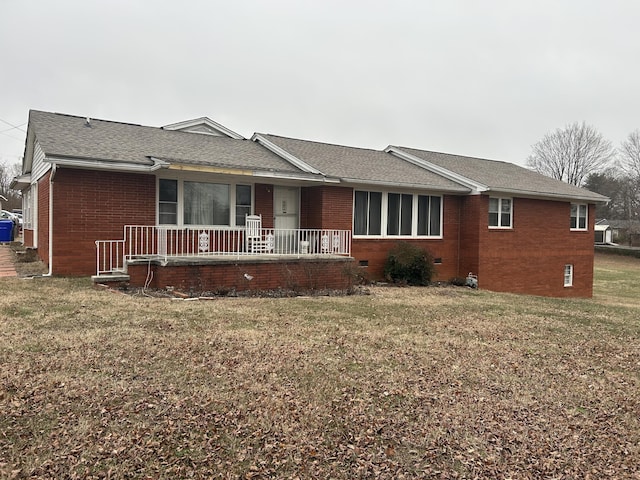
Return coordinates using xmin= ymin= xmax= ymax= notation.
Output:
xmin=245 ymin=214 xmax=273 ymax=253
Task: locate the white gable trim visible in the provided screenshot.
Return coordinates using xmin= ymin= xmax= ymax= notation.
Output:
xmin=385 ymin=146 xmax=489 ymax=194
xmin=251 ymin=134 xmax=325 ymax=176
xmin=162 ymin=117 xmax=244 ymax=139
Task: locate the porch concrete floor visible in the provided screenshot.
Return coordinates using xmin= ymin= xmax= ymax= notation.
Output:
xmin=127 ymin=254 xmax=352 ymax=267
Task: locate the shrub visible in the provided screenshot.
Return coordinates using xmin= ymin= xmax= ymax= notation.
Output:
xmin=383 ymin=242 xmax=435 ymax=286
xmin=449 ymin=277 xmax=467 ymax=287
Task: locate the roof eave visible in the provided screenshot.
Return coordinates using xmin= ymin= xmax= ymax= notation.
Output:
xmin=252 ymin=170 xmax=341 ymax=183
xmin=487 ymin=188 xmax=610 ymax=204
xmin=46 ymin=155 xmax=169 ymax=172
xmin=340 ymin=177 xmax=470 ymax=193
xmin=10 ymin=173 xmax=31 ymax=190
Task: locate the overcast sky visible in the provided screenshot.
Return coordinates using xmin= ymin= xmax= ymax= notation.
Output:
xmin=1 ymin=0 xmax=639 ymax=169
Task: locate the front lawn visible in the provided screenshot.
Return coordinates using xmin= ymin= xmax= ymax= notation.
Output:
xmin=1 ymin=254 xmax=638 ymax=478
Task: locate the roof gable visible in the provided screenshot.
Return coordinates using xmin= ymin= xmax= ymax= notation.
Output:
xmin=391 ymin=146 xmax=609 ymax=203
xmin=25 ymin=110 xmax=300 ymax=175
xmin=162 ymin=117 xmax=244 ymax=139
xmin=255 ymin=134 xmax=470 ymax=193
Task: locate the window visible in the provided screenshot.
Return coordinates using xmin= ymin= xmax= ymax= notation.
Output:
xmin=354 ymin=191 xmax=382 ymax=235
xmin=387 ymin=193 xmax=413 ymax=235
xmin=570 ymin=204 xmax=587 ymax=230
xmin=564 ymin=264 xmax=573 ymax=287
xmin=184 ymin=182 xmax=229 ymax=225
xmin=23 ymin=188 xmax=33 ymax=229
xmin=159 ymin=179 xmax=177 ymax=225
xmin=158 ymin=179 xmax=252 ymax=226
xmin=418 ymin=195 xmax=441 ymax=236
xmin=235 ymin=185 xmax=252 ymax=226
xmin=488 ymin=197 xmax=512 ymax=228
xmin=353 ymin=191 xmax=442 ymax=237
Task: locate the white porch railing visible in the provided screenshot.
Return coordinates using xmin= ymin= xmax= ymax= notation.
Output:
xmin=95 ymin=225 xmax=351 ymax=275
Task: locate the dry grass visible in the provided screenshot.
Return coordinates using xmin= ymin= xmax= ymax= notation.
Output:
xmin=1 ymin=254 xmax=639 ymax=479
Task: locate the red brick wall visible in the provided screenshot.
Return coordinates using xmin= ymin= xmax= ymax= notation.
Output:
xmin=301 ymin=186 xmax=353 ymax=230
xmin=36 ymin=172 xmax=50 ymax=265
xmin=127 ymin=258 xmax=354 ymax=293
xmin=458 ymin=195 xmax=483 ymax=278
xmin=51 ymin=168 xmax=156 ymax=276
xmin=459 ymin=196 xmax=595 ymax=297
xmin=23 ymin=229 xmax=34 ymax=246
xmin=254 ymin=184 xmax=274 ymax=228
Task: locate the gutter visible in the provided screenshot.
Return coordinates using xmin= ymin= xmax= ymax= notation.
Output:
xmin=252 ymin=170 xmax=340 ymax=183
xmin=486 ymin=188 xmax=610 ymax=204
xmin=340 ymin=177 xmax=470 ymax=193
xmin=45 ymin=155 xmax=169 ymax=172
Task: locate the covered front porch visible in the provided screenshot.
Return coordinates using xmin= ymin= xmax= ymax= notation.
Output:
xmin=94 ymin=225 xmax=354 ymax=293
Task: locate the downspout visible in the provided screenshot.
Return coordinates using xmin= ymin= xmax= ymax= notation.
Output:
xmin=457 ymin=196 xmax=461 ymax=277
xmin=44 ymin=163 xmax=57 ymax=276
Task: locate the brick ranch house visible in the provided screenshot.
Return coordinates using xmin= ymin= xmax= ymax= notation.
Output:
xmin=12 ymin=110 xmax=607 ymax=297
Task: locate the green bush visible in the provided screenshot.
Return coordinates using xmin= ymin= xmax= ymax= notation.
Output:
xmin=383 ymin=242 xmax=435 ymax=286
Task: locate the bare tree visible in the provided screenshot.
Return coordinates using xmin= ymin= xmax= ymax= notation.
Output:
xmin=0 ymin=161 xmax=22 ymax=210
xmin=619 ymin=129 xmax=640 ymax=180
xmin=527 ymin=122 xmax=615 ymax=186
xmin=618 ymin=130 xmax=640 ymax=242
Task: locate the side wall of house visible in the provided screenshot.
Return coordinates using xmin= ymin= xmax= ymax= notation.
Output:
xmin=458 ymin=195 xmax=595 ymax=297
xmin=51 ymin=168 xmax=156 ymax=276
xmin=36 ymin=171 xmax=50 ymax=266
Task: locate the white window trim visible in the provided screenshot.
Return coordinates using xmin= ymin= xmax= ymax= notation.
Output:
xmin=157 ymin=176 xmax=254 ymax=228
xmin=570 ymin=203 xmax=588 ymax=231
xmin=352 ymin=190 xmax=444 ymax=239
xmin=488 ymin=197 xmax=513 ymax=229
xmin=564 ymin=264 xmax=574 ymax=287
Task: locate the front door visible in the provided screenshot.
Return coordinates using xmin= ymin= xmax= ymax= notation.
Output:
xmin=274 ymin=186 xmax=299 ymax=253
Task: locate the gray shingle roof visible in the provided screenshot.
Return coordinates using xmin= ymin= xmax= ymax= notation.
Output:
xmin=28 ymin=110 xmax=609 ymax=203
xmin=258 ymin=134 xmax=470 ymax=193
xmin=29 ymin=110 xmax=301 ymax=173
xmin=394 ymin=147 xmax=608 ymax=202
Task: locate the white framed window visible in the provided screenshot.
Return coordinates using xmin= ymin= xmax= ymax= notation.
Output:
xmin=353 ymin=190 xmax=442 ymax=238
xmin=387 ymin=193 xmax=413 ymax=235
xmin=23 ymin=188 xmax=33 ymax=229
xmin=418 ymin=195 xmax=442 ymax=236
xmin=158 ymin=178 xmax=252 ymax=226
xmin=488 ymin=197 xmax=512 ymax=228
xmin=159 ymin=179 xmax=178 ymax=224
xmin=570 ymin=203 xmax=587 ymax=230
xmin=564 ymin=264 xmax=574 ymax=287
xmin=184 ymin=182 xmax=229 ymax=225
xmin=354 ymin=191 xmax=382 ymax=235
xmin=235 ymin=185 xmax=252 ymax=226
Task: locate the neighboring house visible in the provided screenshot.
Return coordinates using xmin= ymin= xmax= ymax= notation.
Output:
xmin=11 ymin=110 xmax=608 ymax=297
xmin=607 ymin=219 xmax=640 ymax=246
xmin=594 ymin=219 xmax=613 ymax=245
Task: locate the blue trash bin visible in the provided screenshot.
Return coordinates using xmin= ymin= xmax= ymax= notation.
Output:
xmin=0 ymin=220 xmax=14 ymax=242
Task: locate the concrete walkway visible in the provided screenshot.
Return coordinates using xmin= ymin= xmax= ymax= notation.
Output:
xmin=0 ymin=244 xmax=17 ymax=278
